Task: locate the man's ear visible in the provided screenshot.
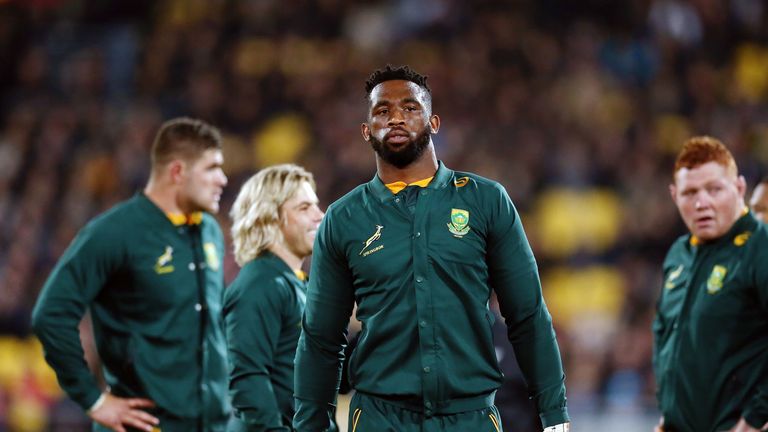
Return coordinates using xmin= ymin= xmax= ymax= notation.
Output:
xmin=361 ymin=123 xmax=371 ymax=141
xmin=736 ymin=175 xmax=747 ymax=198
xmin=669 ymin=183 xmax=677 ymax=204
xmin=169 ymin=160 xmax=184 ymax=184
xmin=429 ymin=114 xmax=440 ymax=134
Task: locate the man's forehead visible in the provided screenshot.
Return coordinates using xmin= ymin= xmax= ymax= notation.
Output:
xmin=369 ymin=80 xmax=428 ymax=103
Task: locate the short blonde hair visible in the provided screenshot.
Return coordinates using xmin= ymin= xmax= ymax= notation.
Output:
xmin=230 ymin=164 xmax=316 ymax=266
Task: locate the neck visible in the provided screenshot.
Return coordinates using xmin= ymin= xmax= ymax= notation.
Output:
xmin=376 ymin=144 xmax=438 ymax=184
xmin=269 ymin=243 xmax=304 ymax=271
xmin=144 ymin=176 xmax=184 ymax=214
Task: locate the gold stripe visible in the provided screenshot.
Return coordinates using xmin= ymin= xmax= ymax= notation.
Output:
xmin=352 ymin=408 xmax=362 ymax=432
xmin=489 ymin=413 xmax=500 ymax=432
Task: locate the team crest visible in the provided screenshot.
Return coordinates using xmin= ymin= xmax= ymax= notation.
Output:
xmin=154 ymin=246 xmax=174 ymax=274
xmin=706 ymin=265 xmax=727 ymax=294
xmin=203 ymin=242 xmax=220 ymax=271
xmin=447 ymin=208 xmax=471 ymax=237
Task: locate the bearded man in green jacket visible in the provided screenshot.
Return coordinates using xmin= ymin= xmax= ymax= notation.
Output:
xmin=293 ymin=65 xmax=570 ymax=432
xmin=224 ymin=164 xmax=324 ymax=431
xmin=33 ymin=117 xmax=231 ymax=432
xmin=654 ymin=136 xmax=768 ymax=432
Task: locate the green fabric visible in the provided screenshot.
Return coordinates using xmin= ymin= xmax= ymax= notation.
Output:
xmin=32 ymin=193 xmax=230 ymax=428
xmin=347 ymin=392 xmax=504 ymax=432
xmin=224 ymin=252 xmax=306 ymax=431
xmin=653 ymin=212 xmax=768 ymax=432
xmin=294 ymin=162 xmax=568 ymax=431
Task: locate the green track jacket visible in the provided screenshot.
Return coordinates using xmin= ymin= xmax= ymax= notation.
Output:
xmin=224 ymin=252 xmax=306 ymax=431
xmin=654 ymin=212 xmax=768 ymax=432
xmin=32 ymin=193 xmax=230 ymax=430
xmin=294 ymin=162 xmax=568 ymax=430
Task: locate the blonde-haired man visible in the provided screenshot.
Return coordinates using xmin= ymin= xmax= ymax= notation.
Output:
xmin=224 ymin=164 xmax=324 ymax=431
xmin=654 ymin=136 xmax=768 ymax=432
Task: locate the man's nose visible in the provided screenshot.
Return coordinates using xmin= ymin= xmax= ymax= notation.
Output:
xmin=695 ymin=194 xmax=711 ymax=210
xmin=388 ymin=109 xmax=405 ymax=126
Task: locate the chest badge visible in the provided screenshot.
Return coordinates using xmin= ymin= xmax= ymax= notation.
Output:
xmin=448 ymin=208 xmax=471 ymax=238
xmin=154 ymin=246 xmax=175 ymax=274
xmin=204 ymin=242 xmax=220 ymax=271
xmin=360 ymin=225 xmax=384 ymax=256
xmin=706 ymin=265 xmax=727 ymax=294
xmin=665 ymin=264 xmax=684 ymax=290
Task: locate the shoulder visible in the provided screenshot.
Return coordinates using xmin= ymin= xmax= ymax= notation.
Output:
xmin=225 ymin=258 xmax=292 ymax=303
xmin=325 ymin=183 xmax=370 ymax=219
xmin=449 ymin=170 xmax=508 ymax=199
xmin=79 ymin=197 xmax=140 ymax=241
xmin=451 ymin=170 xmax=503 ymax=190
xmin=201 ymin=212 xmax=224 ymax=240
xmin=742 ymin=221 xmax=768 ymax=257
xmin=663 ymin=234 xmax=691 ymax=267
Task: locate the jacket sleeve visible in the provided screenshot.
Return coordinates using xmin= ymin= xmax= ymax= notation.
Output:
xmin=743 ymin=240 xmax=768 ymax=428
xmin=31 ymin=221 xmax=120 ymax=411
xmin=224 ymin=274 xmax=292 ymax=431
xmin=485 ymin=183 xmax=569 ymax=427
xmin=293 ymin=212 xmax=353 ymax=432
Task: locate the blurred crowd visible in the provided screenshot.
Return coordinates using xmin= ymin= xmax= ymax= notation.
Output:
xmin=2 ymin=0 xmax=768 ymax=430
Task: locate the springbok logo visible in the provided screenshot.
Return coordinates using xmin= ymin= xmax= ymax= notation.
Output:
xmin=154 ymin=246 xmax=174 ymax=274
xmin=359 ymin=225 xmax=384 ymax=256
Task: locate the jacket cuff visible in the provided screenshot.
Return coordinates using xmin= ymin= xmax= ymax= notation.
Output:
xmin=540 ymin=408 xmax=570 ymax=428
xmin=86 ymin=392 xmax=107 ymax=413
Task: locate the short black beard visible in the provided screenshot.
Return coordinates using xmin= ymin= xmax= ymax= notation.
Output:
xmin=369 ymin=127 xmax=431 ymax=169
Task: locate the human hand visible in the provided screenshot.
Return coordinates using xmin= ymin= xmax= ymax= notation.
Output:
xmin=88 ymin=393 xmax=159 ymax=432
xmin=727 ymin=417 xmax=768 ymax=432
xmin=543 ymin=423 xmax=570 ymax=432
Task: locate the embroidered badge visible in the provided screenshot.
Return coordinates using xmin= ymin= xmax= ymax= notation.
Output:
xmin=665 ymin=264 xmax=683 ymax=290
xmin=454 ymin=176 xmax=469 ymax=187
xmin=447 ymin=208 xmax=471 ymax=238
xmin=203 ymin=242 xmax=220 ymax=271
xmin=154 ymin=246 xmax=174 ymax=274
xmin=733 ymin=231 xmax=751 ymax=247
xmin=706 ymin=265 xmax=727 ymax=294
xmin=360 ymin=225 xmax=384 ymax=256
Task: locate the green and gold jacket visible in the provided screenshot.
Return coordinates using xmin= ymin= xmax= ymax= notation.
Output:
xmin=654 ymin=212 xmax=768 ymax=432
xmin=32 ymin=193 xmax=230 ymax=430
xmin=294 ymin=162 xmax=568 ymax=430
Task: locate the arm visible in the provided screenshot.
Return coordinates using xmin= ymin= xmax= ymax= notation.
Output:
xmin=224 ymin=276 xmax=291 ymax=431
xmin=485 ymin=184 xmax=569 ymax=427
xmin=293 ymin=214 xmax=354 ymax=432
xmin=31 ymin=221 xmax=158 ymax=431
xmin=31 ymin=222 xmax=116 ymax=410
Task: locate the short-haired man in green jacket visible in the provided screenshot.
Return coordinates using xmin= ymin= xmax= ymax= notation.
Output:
xmin=653 ymin=136 xmax=768 ymax=432
xmin=224 ymin=164 xmax=324 ymax=431
xmin=293 ymin=65 xmax=570 ymax=432
xmin=33 ymin=117 xmax=231 ymax=432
